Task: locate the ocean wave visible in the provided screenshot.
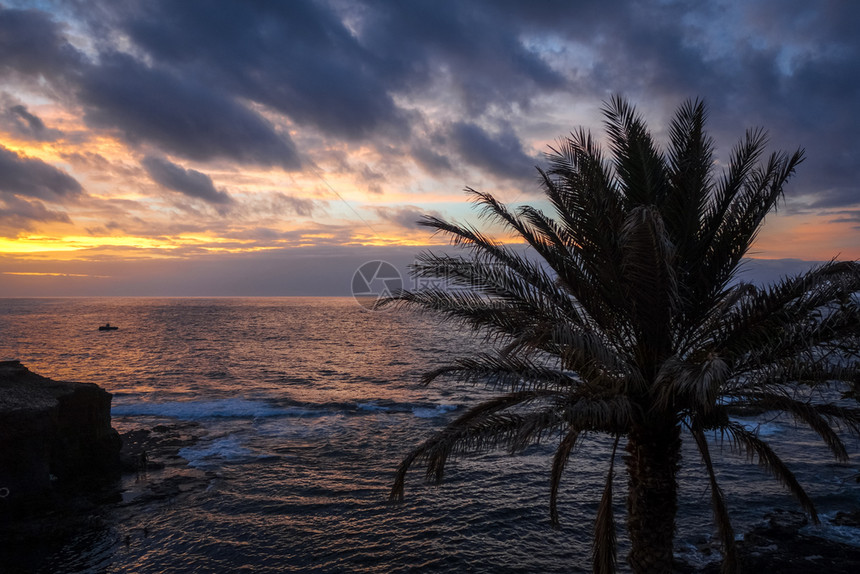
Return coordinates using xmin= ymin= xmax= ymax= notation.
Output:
xmin=112 ymin=397 xmax=460 ymax=421
xmin=801 ymin=512 xmax=860 ymax=547
xmin=111 ymin=398 xmax=318 ymax=420
xmin=179 ymin=435 xmax=258 ymax=468
xmin=355 ymin=401 xmax=391 ymax=412
xmin=412 ymin=404 xmax=458 ymax=418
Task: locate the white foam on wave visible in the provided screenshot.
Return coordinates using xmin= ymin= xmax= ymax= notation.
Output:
xmin=112 ymin=398 xmax=317 ymax=420
xmin=801 ymin=512 xmax=860 ymax=547
xmin=412 ymin=404 xmax=458 ymax=418
xmin=674 ymin=540 xmax=722 ymax=570
xmin=179 ymin=435 xmax=253 ymax=468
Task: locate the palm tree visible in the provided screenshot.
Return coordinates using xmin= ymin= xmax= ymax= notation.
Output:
xmin=380 ymin=97 xmax=860 ymax=573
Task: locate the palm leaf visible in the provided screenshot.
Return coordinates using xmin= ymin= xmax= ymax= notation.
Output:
xmin=688 ymin=418 xmax=738 ymax=574
xmin=549 ymin=429 xmax=580 ymax=527
xmin=592 ymin=435 xmax=620 ymax=574
xmin=722 ymin=421 xmax=819 ymax=522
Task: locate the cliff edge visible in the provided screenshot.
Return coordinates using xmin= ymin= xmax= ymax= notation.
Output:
xmin=0 ymin=360 xmax=121 ymax=510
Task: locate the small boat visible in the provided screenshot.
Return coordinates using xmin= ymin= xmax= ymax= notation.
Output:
xmin=98 ymin=323 xmax=119 ymax=331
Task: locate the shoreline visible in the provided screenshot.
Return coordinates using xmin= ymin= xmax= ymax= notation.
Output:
xmin=675 ymin=508 xmax=860 ymax=573
xmin=3 ymin=418 xmax=858 ymax=572
xmin=0 ymin=420 xmax=210 ymax=574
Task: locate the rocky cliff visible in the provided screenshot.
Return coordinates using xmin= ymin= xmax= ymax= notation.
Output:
xmin=0 ymin=360 xmax=121 ymax=510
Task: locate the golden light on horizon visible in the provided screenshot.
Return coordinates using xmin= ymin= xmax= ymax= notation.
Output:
xmin=753 ymin=213 xmax=860 ymax=260
xmin=2 ymin=271 xmax=101 ymax=277
xmin=1 ymin=88 xmax=857 ymax=292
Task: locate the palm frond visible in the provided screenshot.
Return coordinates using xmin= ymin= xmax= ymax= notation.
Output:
xmin=724 ymin=391 xmax=859 ymax=461
xmin=422 ymin=353 xmax=579 ymax=392
xmin=549 ymin=429 xmax=579 ymax=527
xmin=618 ymin=204 xmax=680 ymax=362
xmin=700 ymin=146 xmax=805 ymax=294
xmin=390 ymin=390 xmax=566 ymax=501
xmin=688 ymin=418 xmax=738 ymax=574
xmin=722 ymin=421 xmax=819 ymax=522
xmin=592 ymin=435 xmax=620 ymax=574
xmin=665 ymin=98 xmax=714 ymax=259
xmin=709 ymin=260 xmax=860 ymax=363
xmin=655 ymin=353 xmax=729 ymax=413
xmin=602 ymin=94 xmax=669 ymax=208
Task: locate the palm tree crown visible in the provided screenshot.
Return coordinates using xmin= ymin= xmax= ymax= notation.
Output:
xmin=381 ymin=97 xmax=860 ymax=573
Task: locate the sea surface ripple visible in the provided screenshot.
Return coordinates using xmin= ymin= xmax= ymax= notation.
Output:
xmin=1 ymin=297 xmax=858 ymax=573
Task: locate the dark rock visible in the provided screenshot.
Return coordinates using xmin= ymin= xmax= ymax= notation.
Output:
xmin=0 ymin=360 xmax=122 ymax=511
xmin=675 ymin=508 xmax=860 ymax=573
xmin=1 ymin=418 xmax=207 ymax=573
xmin=118 ymin=422 xmax=199 ymax=473
xmin=833 ymin=510 xmax=860 ymax=527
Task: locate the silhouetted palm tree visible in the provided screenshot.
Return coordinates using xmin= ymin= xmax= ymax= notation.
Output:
xmin=381 ymin=97 xmax=860 ymax=573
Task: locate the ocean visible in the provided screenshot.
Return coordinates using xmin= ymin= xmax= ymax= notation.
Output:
xmin=1 ymin=297 xmax=858 ymax=572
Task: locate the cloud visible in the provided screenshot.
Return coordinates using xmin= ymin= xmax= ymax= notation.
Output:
xmin=15 ymin=0 xmax=856 ymax=209
xmin=448 ymin=122 xmax=539 ymax=181
xmin=67 ymin=0 xmax=566 ymax=143
xmin=371 ymin=205 xmax=443 ymax=229
xmin=0 ymin=145 xmax=83 ymax=200
xmin=231 ymin=192 xmax=326 ymax=219
xmin=0 ymin=6 xmax=83 ymax=83
xmin=829 ymin=210 xmax=860 ymax=227
xmin=79 ymin=52 xmax=301 ymax=169
xmin=411 ymin=144 xmax=454 ymax=174
xmin=269 ymin=193 xmax=322 ymax=218
xmin=1 ymin=101 xmax=64 ymax=141
xmin=118 ymin=0 xmax=408 ymax=140
xmin=141 ymin=156 xmax=232 ymax=205
xmin=0 ymin=194 xmax=71 ymax=235
xmin=353 ymin=0 xmax=567 ymax=114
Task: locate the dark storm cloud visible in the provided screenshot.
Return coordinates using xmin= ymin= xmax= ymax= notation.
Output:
xmin=355 ymin=0 xmax=567 ymax=114
xmin=79 ymin=53 xmax=301 ymax=170
xmin=142 ymin=156 xmax=232 ymax=205
xmin=766 ymin=40 xmax=860 ymax=203
xmin=568 ymin=0 xmax=860 ymax=211
xmin=448 ymin=122 xmax=539 ymax=182
xmin=119 ymin=0 xmax=407 ymax=141
xmin=5 ymin=0 xmax=860 ymax=212
xmin=64 ymin=0 xmax=568 ymax=143
xmin=0 ymin=6 xmax=82 ymax=81
xmin=0 ymin=145 xmax=83 ymax=200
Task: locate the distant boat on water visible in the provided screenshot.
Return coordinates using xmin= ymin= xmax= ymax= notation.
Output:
xmin=98 ymin=323 xmax=118 ymax=331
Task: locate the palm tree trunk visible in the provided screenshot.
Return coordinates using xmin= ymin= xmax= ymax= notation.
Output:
xmin=625 ymin=424 xmax=682 ymax=573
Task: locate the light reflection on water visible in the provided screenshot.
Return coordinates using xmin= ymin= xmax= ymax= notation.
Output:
xmin=1 ymin=297 xmax=858 ymax=573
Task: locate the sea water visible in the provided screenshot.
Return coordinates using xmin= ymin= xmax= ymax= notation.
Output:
xmin=1 ymin=297 xmax=858 ymax=573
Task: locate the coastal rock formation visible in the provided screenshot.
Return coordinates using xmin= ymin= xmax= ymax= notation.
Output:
xmin=0 ymin=360 xmax=121 ymax=509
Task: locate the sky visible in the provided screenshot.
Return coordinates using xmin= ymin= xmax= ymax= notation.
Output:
xmin=0 ymin=0 xmax=858 ymax=296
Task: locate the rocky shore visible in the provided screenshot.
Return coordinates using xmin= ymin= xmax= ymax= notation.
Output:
xmin=673 ymin=508 xmax=860 ymax=573
xmin=0 ymin=360 xmax=121 ymax=511
xmin=1 ymin=371 xmax=208 ymax=574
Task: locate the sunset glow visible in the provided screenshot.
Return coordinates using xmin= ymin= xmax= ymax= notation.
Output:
xmin=1 ymin=1 xmax=858 ymax=295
